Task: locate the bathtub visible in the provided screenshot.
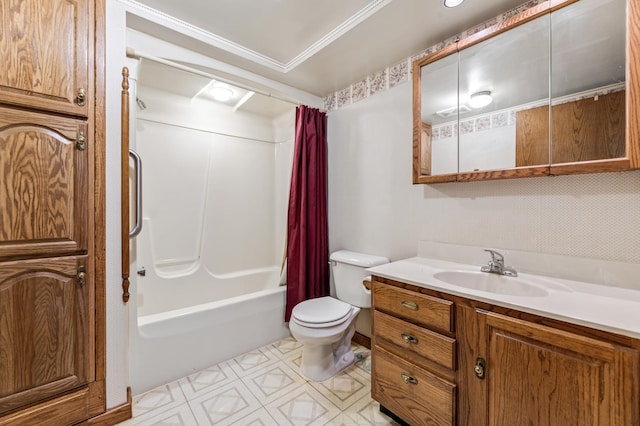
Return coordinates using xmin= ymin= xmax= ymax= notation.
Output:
xmin=130 ymin=267 xmax=290 ymax=394
xmin=129 ymin=89 xmax=295 ymax=394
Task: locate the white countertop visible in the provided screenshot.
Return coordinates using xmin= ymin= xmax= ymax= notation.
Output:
xmin=368 ymin=257 xmax=640 ymax=339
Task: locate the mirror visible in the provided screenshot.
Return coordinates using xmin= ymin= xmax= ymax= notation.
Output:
xmin=413 ymin=0 xmax=636 ymax=183
xmin=458 ymin=16 xmax=549 ymax=175
xmin=550 ymin=0 xmax=626 ymax=172
xmin=420 ymin=52 xmax=458 ymax=178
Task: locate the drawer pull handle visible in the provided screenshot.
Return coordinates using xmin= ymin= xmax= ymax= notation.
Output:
xmin=401 ymin=300 xmax=419 ymax=311
xmin=401 ymin=373 xmax=418 ymax=385
xmin=401 ymin=333 xmax=419 ymax=344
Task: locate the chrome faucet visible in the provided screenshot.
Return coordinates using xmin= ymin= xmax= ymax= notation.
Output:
xmin=481 ymin=249 xmax=518 ymax=277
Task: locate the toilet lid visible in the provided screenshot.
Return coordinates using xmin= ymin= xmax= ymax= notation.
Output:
xmin=292 ymin=297 xmax=352 ymax=328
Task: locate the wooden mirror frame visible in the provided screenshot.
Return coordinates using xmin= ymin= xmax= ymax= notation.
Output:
xmin=413 ymin=0 xmax=640 ymax=184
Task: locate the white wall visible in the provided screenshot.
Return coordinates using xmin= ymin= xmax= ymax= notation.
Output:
xmin=104 ymin=0 xmax=131 ymax=408
xmin=328 ymin=82 xmax=640 ymax=336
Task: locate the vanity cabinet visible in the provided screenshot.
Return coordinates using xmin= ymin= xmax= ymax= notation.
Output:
xmin=372 ymin=282 xmax=457 ymax=425
xmin=371 ymin=277 xmax=640 ymax=426
xmin=479 ymin=311 xmax=638 ymax=426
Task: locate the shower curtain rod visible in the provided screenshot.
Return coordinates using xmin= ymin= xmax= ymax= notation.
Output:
xmin=136 ymin=117 xmax=290 ymax=144
xmin=125 ymin=47 xmax=300 ymax=107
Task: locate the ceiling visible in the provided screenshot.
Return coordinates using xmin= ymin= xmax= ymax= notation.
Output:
xmin=137 ymin=58 xmax=294 ymax=119
xmin=125 ymin=0 xmax=530 ymax=97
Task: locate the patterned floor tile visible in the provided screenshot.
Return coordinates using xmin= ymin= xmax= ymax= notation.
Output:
xmin=329 ymin=394 xmax=399 ymax=426
xmin=229 ymin=345 xmax=280 ymax=376
xmin=122 ymin=339 xmax=397 ymax=426
xmin=119 ymin=403 xmax=198 ymax=426
xmin=265 ymin=383 xmax=342 ymax=425
xmin=188 ymin=380 xmax=262 ymax=426
xmin=270 ymin=336 xmax=303 ymax=359
xmin=241 ymin=360 xmax=307 ymax=404
xmin=229 ymin=407 xmax=278 ymax=425
xmin=178 ymin=360 xmax=239 ymax=399
xmin=309 ymin=366 xmax=371 ymax=410
xmin=131 ymin=381 xmax=186 ymax=419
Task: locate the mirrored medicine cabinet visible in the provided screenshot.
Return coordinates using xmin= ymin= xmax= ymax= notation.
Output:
xmin=413 ymin=0 xmax=640 ymax=184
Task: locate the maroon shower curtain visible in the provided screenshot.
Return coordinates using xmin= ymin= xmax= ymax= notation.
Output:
xmin=284 ymin=106 xmax=329 ymax=322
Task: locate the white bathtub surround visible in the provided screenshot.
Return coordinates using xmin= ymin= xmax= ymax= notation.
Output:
xmin=368 ymin=242 xmax=640 ymax=339
xmin=129 ymin=74 xmax=296 ymax=395
xmin=120 ymin=338 xmax=393 ymax=425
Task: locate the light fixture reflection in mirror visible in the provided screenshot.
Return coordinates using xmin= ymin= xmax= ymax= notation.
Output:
xmin=444 ymin=0 xmax=465 ymax=7
xmin=469 ymin=91 xmax=493 ymax=108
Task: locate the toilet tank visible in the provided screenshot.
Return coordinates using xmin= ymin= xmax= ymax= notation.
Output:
xmin=330 ymin=250 xmax=389 ymax=308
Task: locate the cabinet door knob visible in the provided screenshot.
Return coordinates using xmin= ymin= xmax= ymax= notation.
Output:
xmin=77 ymin=266 xmax=86 ymax=286
xmin=474 ymin=357 xmax=486 ymax=380
xmin=400 ymin=372 xmax=418 ymax=385
xmin=77 ymin=87 xmax=86 ymax=106
xmin=401 ymin=333 xmax=419 ymax=344
xmin=76 ymin=131 xmax=86 ymax=151
xmin=401 ymin=300 xmax=419 ymax=311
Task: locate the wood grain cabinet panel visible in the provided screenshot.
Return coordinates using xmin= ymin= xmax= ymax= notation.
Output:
xmin=515 ymin=105 xmax=550 ymax=167
xmin=0 ymin=0 xmax=90 ymax=117
xmin=0 ymin=255 xmax=91 ymax=416
xmin=481 ymin=311 xmax=639 ymax=426
xmin=516 ymin=91 xmax=625 ymax=167
xmin=0 ymin=106 xmax=88 ymax=261
xmin=551 ymin=91 xmax=625 ymax=164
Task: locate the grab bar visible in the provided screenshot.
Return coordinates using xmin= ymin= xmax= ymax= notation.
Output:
xmin=129 ymin=149 xmax=142 ymax=238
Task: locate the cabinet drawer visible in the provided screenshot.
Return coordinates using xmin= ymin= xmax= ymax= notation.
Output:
xmin=372 ymin=346 xmax=456 ymax=426
xmin=373 ymin=281 xmax=454 ymax=333
xmin=374 ymin=310 xmax=456 ymax=370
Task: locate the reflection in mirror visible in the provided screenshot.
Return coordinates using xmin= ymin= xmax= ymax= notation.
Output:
xmin=420 ymin=53 xmax=459 ymax=176
xmin=550 ymin=0 xmax=626 ymax=165
xmin=457 ymin=16 xmax=550 ymax=173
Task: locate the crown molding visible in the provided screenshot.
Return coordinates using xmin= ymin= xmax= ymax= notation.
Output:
xmin=120 ymin=0 xmax=394 ymax=73
xmin=284 ymin=0 xmax=393 ymax=72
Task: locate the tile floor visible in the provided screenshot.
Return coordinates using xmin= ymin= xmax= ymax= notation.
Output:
xmin=119 ymin=337 xmax=400 ymax=425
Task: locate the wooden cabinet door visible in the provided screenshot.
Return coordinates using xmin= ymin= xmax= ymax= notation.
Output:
xmin=0 ymin=255 xmax=91 ymax=416
xmin=481 ymin=311 xmax=639 ymax=426
xmin=0 ymin=106 xmax=88 ymax=260
xmin=0 ymin=0 xmax=90 ymax=117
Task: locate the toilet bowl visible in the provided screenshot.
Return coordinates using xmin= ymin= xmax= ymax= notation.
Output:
xmin=289 ymin=296 xmax=360 ymax=381
xmin=289 ymin=250 xmax=389 ymax=381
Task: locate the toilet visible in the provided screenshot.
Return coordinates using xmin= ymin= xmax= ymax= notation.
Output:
xmin=289 ymin=250 xmax=389 ymax=381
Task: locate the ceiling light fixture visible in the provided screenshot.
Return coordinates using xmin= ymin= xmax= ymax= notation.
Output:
xmin=211 ymin=86 xmax=234 ymax=102
xmin=469 ymin=91 xmax=493 ymax=109
xmin=444 ymin=0 xmax=465 ymax=8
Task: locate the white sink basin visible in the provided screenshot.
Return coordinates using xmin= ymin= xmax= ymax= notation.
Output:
xmin=433 ymin=271 xmax=548 ymax=297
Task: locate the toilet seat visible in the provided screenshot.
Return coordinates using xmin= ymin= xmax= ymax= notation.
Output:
xmin=292 ymin=296 xmax=353 ymax=328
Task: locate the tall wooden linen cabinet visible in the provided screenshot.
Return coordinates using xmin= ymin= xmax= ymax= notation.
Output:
xmin=0 ymin=0 xmax=107 ymax=424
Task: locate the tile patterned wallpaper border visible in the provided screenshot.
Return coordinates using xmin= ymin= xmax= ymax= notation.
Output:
xmin=323 ymin=0 xmax=544 ymax=111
